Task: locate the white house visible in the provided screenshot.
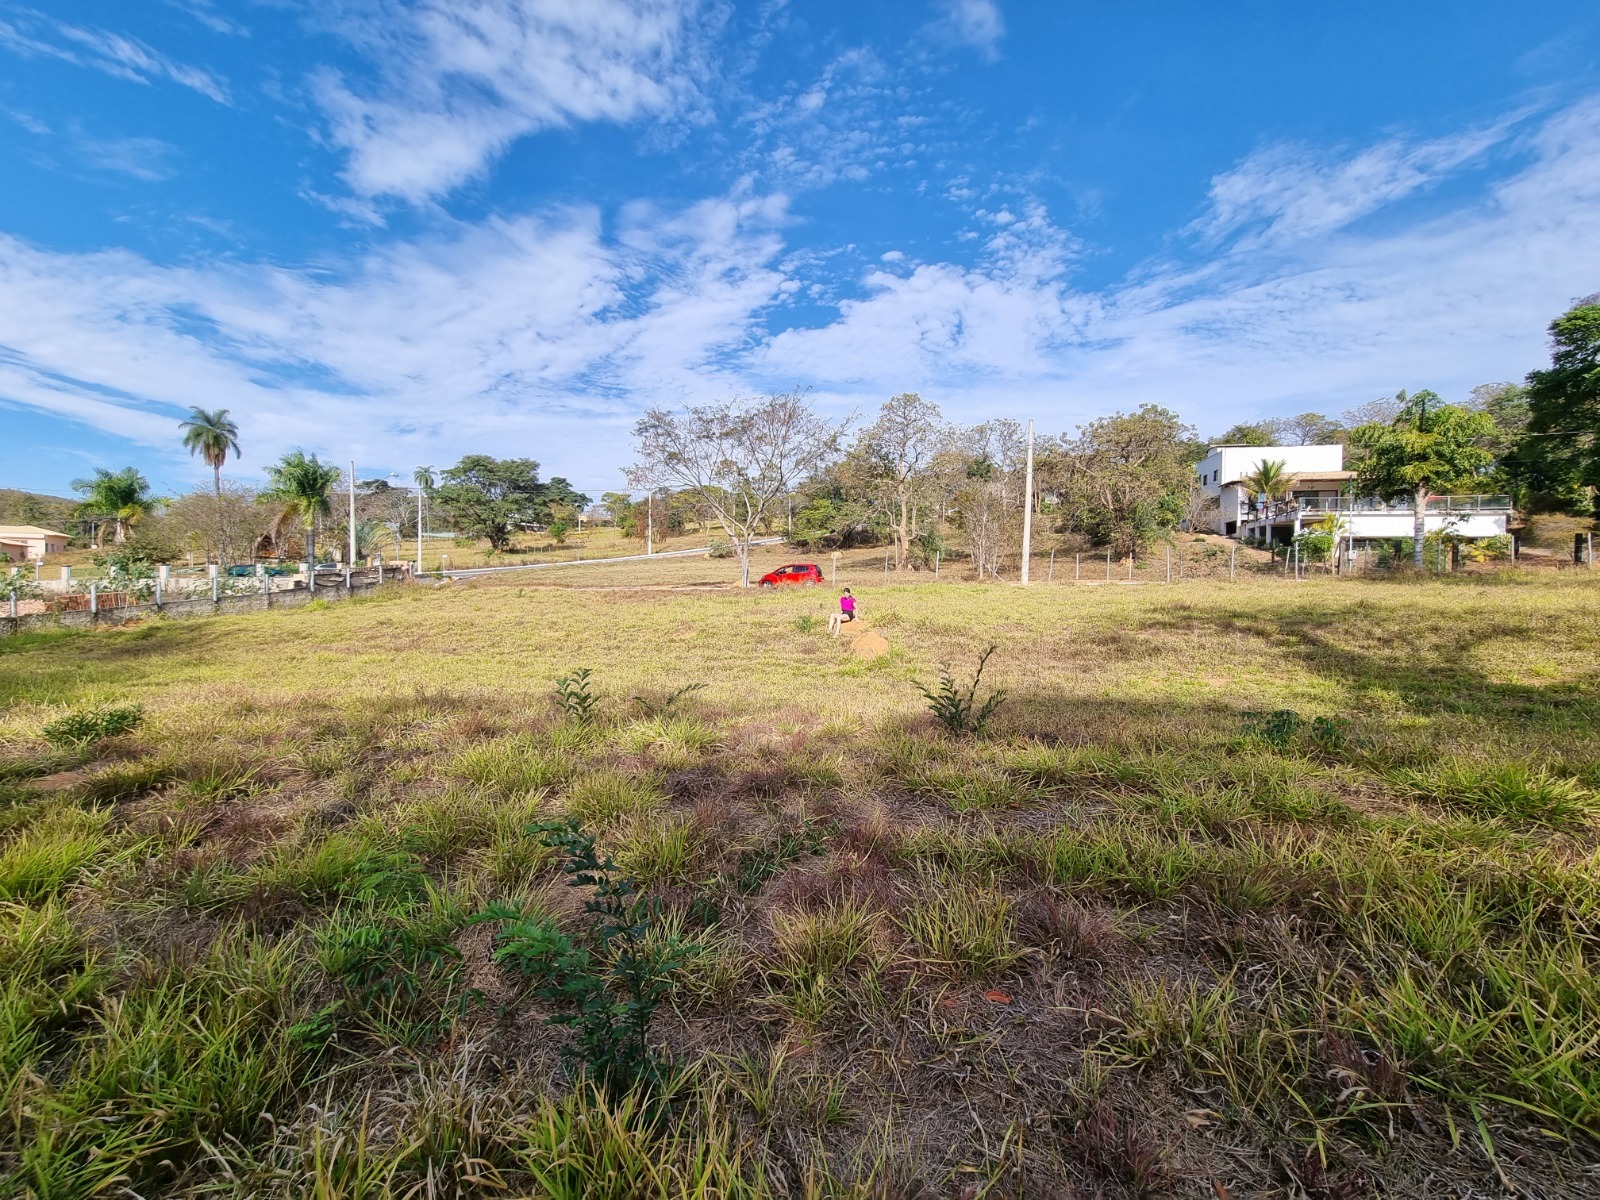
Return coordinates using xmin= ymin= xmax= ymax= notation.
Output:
xmin=1194 ymin=445 xmax=1511 ymax=546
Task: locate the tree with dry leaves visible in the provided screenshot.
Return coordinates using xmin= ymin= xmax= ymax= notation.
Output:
xmin=632 ymin=389 xmax=848 ymax=587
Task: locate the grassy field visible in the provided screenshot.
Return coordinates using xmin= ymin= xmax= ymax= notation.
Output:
xmin=2 ymin=571 xmax=1599 ymax=1197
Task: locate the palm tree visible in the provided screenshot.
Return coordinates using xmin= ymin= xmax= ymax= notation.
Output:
xmin=262 ymin=450 xmax=341 ymax=569
xmin=180 ymin=408 xmax=241 ymax=496
xmin=349 ymin=519 xmax=390 ymax=562
xmin=179 ymin=407 xmax=241 ymax=563
xmin=72 ymin=467 xmax=155 ymax=545
xmin=413 ymin=465 xmax=435 ymax=554
xmin=1242 ymin=458 xmax=1293 ymax=512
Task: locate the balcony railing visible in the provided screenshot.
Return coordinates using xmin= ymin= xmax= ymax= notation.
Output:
xmin=1243 ymin=495 xmax=1512 ymax=523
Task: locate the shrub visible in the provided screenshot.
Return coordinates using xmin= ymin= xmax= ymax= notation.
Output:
xmin=41 ymin=704 xmax=144 ymax=750
xmin=915 ymin=645 xmax=1005 ymax=735
xmin=2 ymin=573 xmax=43 ymax=603
xmin=555 ymin=668 xmax=602 ymax=726
xmin=706 ymin=538 xmax=733 ymax=559
xmin=479 ymin=819 xmax=685 ymax=1095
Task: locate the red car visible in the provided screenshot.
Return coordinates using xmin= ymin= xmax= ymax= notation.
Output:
xmin=758 ymin=562 xmax=824 ymax=588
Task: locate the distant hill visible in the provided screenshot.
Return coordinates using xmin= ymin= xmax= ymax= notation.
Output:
xmin=0 ymin=488 xmax=79 ymax=533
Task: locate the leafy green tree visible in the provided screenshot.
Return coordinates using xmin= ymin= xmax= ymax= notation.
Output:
xmin=539 ymin=477 xmax=592 ymax=524
xmin=1213 ymin=421 xmax=1277 ymax=447
xmin=599 ymin=491 xmax=634 ymax=527
xmin=1350 ymin=390 xmax=1495 ymax=569
xmin=1056 ymin=405 xmax=1197 ymax=556
xmin=71 ymin=467 xmax=156 ymax=546
xmin=262 ymin=450 xmax=342 ymax=567
xmin=434 ymin=456 xmax=545 ymax=551
xmin=1521 ymin=300 xmax=1600 ymax=519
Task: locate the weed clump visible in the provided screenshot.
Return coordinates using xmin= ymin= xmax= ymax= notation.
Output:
xmin=481 ymin=819 xmax=685 ymax=1095
xmin=915 ymin=644 xmax=1005 ymax=735
xmin=1240 ymin=708 xmax=1347 ymax=755
xmin=41 ymin=703 xmax=143 ymax=751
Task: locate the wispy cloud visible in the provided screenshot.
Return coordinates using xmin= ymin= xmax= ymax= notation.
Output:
xmin=1187 ymin=117 xmax=1523 ymax=249
xmin=929 ymin=0 xmax=1005 ymax=60
xmin=164 ymin=0 xmax=249 ymax=38
xmin=6 ymin=111 xmax=181 ymax=182
xmin=74 ymin=134 xmax=180 ymax=182
xmin=0 ymin=10 xmax=230 ymax=102
xmin=310 ymin=0 xmax=719 ymax=203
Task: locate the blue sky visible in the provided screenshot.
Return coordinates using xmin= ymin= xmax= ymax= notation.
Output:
xmin=2 ymin=1 xmax=1599 ymax=500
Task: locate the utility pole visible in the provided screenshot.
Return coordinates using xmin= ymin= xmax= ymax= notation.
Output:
xmin=416 ymin=485 xmax=424 ymax=575
xmin=1020 ymin=419 xmax=1035 ymax=585
xmin=646 ymin=491 xmax=654 ymax=556
xmin=348 ymin=459 xmax=357 ymax=567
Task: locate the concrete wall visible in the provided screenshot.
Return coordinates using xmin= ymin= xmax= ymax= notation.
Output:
xmin=1 ymin=577 xmax=402 ymax=638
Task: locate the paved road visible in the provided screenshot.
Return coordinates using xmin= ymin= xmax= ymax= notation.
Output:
xmin=440 ymin=537 xmax=784 ymax=580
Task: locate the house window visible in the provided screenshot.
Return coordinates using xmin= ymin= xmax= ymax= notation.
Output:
xmin=1212 ymin=470 xmax=1219 ymax=483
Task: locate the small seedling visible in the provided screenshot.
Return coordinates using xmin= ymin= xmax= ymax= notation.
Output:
xmin=479 ymin=818 xmax=685 ymax=1094
xmin=916 ymin=645 xmax=1005 ymax=736
xmin=554 ymin=667 xmax=602 ymax=725
xmin=629 ymin=681 xmax=707 ymax=717
xmin=41 ymin=704 xmax=144 ymax=751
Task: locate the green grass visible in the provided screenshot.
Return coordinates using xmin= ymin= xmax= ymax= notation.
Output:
xmin=0 ymin=571 xmax=1598 ymax=1195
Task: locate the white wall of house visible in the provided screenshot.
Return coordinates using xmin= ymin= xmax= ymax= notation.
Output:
xmin=1196 ymin=444 xmax=1344 ymax=494
xmin=1343 ymin=512 xmax=1508 ymax=540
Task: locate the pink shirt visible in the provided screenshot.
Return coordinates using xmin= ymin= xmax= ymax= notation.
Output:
xmin=840 ymin=595 xmax=855 ymax=613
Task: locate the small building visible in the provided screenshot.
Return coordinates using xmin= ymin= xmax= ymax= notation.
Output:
xmin=1194 ymin=445 xmax=1511 ymax=546
xmin=0 ymin=525 xmax=71 ymax=561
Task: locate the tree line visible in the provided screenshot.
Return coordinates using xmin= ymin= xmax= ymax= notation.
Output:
xmin=38 ymin=294 xmax=1598 ymax=575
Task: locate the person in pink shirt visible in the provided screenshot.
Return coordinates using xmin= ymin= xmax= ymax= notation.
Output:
xmin=828 ymin=587 xmax=856 ymax=636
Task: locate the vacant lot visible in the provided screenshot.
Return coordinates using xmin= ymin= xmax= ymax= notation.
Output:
xmin=2 ymin=574 xmax=1599 ymax=1198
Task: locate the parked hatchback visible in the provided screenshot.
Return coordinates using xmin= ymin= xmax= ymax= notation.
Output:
xmin=757 ymin=562 xmax=824 ymax=588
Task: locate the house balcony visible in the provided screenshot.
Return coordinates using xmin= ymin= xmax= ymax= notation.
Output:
xmin=1236 ymin=495 xmax=1513 ymax=543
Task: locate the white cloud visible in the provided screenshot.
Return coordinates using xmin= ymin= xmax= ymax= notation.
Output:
xmin=739 ymin=47 xmax=905 ymax=189
xmin=0 ymin=11 xmax=230 ymax=102
xmin=311 ymin=0 xmax=717 ymax=203
xmin=1188 ymin=116 xmax=1521 ymax=249
xmin=930 ymin=0 xmax=1004 ymax=60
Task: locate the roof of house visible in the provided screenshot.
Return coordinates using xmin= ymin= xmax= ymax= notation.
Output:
xmin=0 ymin=525 xmax=71 ymax=538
